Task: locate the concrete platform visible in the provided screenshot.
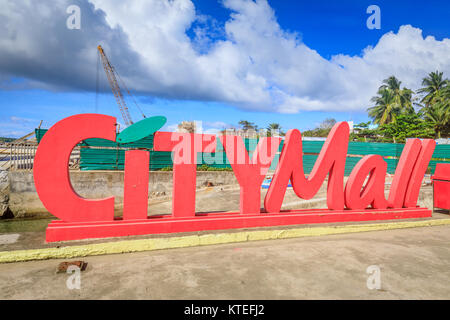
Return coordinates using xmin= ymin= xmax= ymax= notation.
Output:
xmin=1 ymin=223 xmax=450 ymax=299
xmin=0 ymin=210 xmax=448 ymax=263
xmin=0 ymin=182 xmax=444 ymax=263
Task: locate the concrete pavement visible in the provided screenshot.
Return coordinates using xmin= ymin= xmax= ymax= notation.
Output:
xmin=1 ymin=224 xmax=450 ymax=299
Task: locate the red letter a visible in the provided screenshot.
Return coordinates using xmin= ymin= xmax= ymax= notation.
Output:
xmin=344 ymin=155 xmax=388 ymax=210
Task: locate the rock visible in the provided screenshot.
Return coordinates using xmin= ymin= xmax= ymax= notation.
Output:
xmin=203 ymin=181 xmax=214 ymax=187
xmin=0 ymin=233 xmax=20 ymax=245
xmin=0 ymin=170 xmax=10 ymax=217
xmin=56 ymin=261 xmax=88 ymax=273
xmin=0 ymin=170 xmax=7 ymax=185
xmin=0 ymin=201 xmax=10 ymax=218
xmin=151 ymin=183 xmax=167 ymax=195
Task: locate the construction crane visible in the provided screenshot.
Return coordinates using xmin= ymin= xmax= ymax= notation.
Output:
xmin=97 ymin=45 xmax=145 ymax=127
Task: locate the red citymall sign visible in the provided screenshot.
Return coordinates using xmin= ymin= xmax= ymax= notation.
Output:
xmin=33 ymin=114 xmax=436 ymax=242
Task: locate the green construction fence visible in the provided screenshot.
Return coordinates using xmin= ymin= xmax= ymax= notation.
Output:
xmin=35 ymin=129 xmax=450 ymax=175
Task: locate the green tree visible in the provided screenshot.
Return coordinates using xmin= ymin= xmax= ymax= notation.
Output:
xmin=266 ymin=123 xmax=285 ymax=136
xmin=379 ymin=76 xmax=414 ymax=112
xmin=418 ymin=71 xmax=450 ymax=138
xmin=368 ymin=88 xmax=400 ymax=125
xmin=238 ymin=120 xmax=257 ymax=131
xmin=368 ymin=76 xmax=414 ymax=125
xmin=417 ymin=71 xmax=447 ymax=107
xmin=422 ymin=102 xmax=449 ymax=139
xmin=319 ymin=118 xmax=336 ymax=129
xmin=350 ymin=122 xmax=378 ymax=142
xmin=302 ymin=118 xmax=337 ymax=137
xmin=377 ymin=113 xmax=435 ymax=143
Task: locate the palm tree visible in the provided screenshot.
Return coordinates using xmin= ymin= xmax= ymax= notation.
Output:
xmin=367 ymin=76 xmax=414 ymax=125
xmin=418 ymin=72 xmax=450 ymax=138
xmin=238 ymin=120 xmax=257 ymax=131
xmin=380 ymin=76 xmax=414 ymax=112
xmin=368 ymin=88 xmax=400 ymax=125
xmin=417 ymin=71 xmax=447 ymax=107
xmin=423 ymin=102 xmax=449 ymax=139
xmin=266 ymin=123 xmax=284 ymax=136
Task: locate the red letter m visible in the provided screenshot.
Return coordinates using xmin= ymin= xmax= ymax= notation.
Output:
xmin=264 ymin=122 xmax=349 ymax=212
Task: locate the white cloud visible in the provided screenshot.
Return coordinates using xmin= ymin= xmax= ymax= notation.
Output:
xmin=0 ymin=0 xmax=143 ymax=93
xmin=203 ymin=121 xmax=233 ymax=129
xmin=0 ymin=117 xmax=40 ymax=137
xmin=201 ymin=120 xmax=235 ymax=134
xmin=10 ymin=116 xmax=36 ymax=123
xmin=0 ymin=0 xmax=449 ymax=114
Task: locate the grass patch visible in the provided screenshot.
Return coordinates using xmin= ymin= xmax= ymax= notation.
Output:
xmin=0 ymin=218 xmax=52 ymax=233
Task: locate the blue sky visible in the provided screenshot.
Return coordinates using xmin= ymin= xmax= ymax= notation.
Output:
xmin=193 ymin=0 xmax=449 ymax=57
xmin=0 ymin=0 xmax=449 ymax=137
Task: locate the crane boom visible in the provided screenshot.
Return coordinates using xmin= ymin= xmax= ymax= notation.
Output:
xmin=97 ymin=45 xmax=134 ymax=126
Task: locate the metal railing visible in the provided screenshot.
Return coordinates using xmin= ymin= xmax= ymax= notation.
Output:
xmin=0 ymin=142 xmax=81 ymax=171
xmin=0 ymin=143 xmax=37 ymax=170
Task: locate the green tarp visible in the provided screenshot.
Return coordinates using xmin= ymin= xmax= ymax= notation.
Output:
xmin=35 ymin=128 xmax=450 ymax=174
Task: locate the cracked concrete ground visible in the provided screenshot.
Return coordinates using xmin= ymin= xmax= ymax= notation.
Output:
xmin=1 ymin=224 xmax=450 ymax=299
